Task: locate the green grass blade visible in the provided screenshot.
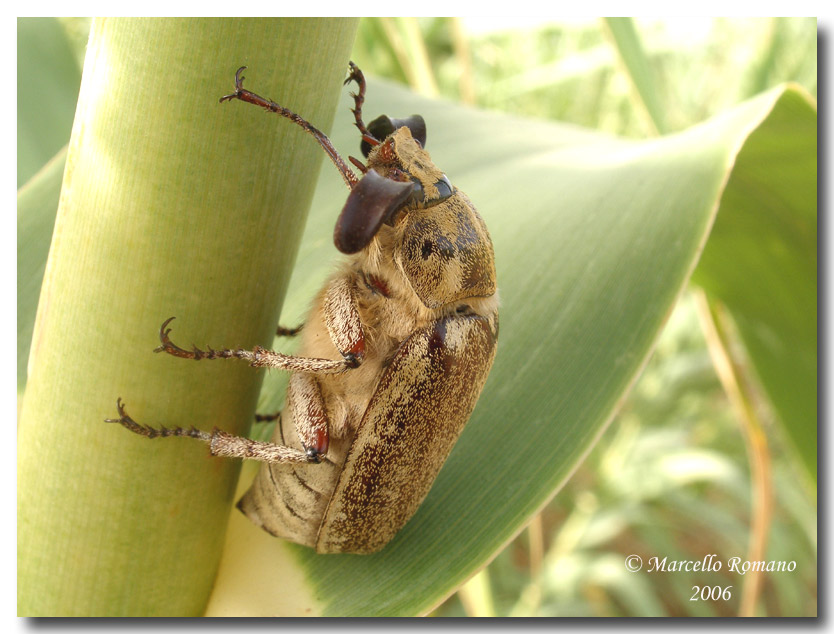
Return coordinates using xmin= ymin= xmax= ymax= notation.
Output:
xmin=603 ymin=17 xmax=667 ymax=134
xmin=17 ymin=18 xmax=81 ymax=187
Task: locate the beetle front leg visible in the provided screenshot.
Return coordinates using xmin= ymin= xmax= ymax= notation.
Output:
xmin=344 ymin=61 xmax=378 ymax=150
xmin=220 ymin=66 xmax=360 ymax=190
xmin=275 ymin=323 xmax=303 ymax=337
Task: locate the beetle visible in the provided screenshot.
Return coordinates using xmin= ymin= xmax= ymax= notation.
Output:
xmin=106 ymin=63 xmax=499 ymax=554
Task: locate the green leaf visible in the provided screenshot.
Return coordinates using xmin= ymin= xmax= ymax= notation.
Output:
xmin=603 ymin=17 xmax=667 ymax=134
xmin=17 ymin=148 xmax=65 ymax=392
xmin=691 ymin=87 xmax=817 ymax=480
xmin=17 ymin=18 xmax=82 ymax=188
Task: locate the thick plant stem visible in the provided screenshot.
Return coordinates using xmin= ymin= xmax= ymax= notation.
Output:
xmin=18 ymin=18 xmax=357 ymax=616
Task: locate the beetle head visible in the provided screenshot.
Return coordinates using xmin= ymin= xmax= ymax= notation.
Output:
xmin=334 ymin=125 xmax=454 ymax=255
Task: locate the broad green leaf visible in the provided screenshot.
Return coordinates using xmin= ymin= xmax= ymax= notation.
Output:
xmin=204 ymin=82 xmax=815 ymax=615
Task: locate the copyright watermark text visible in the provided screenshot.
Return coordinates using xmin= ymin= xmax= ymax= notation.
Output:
xmin=622 ymin=554 xmax=798 ymax=602
xmin=624 ymin=553 xmax=797 ymax=574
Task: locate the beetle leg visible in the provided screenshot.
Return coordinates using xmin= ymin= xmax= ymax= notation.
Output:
xmin=287 ymin=373 xmax=329 ymax=461
xmin=275 ymin=323 xmax=303 ymax=337
xmin=254 ymin=411 xmax=281 ymax=423
xmin=322 ymin=277 xmax=365 ymax=365
xmin=104 ymin=398 xmax=212 ymax=442
xmin=154 ymin=317 xmax=356 ymax=374
xmin=344 ymin=61 xmax=378 ymax=148
xmin=105 ymin=399 xmax=318 ymax=464
xmin=220 ymin=66 xmax=360 ymax=190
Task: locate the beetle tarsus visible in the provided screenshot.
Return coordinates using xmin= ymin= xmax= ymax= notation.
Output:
xmin=344 ymin=61 xmax=378 ymax=148
xmin=154 ymin=317 xmax=200 ymax=359
xmin=154 ymin=317 xmax=235 ymax=361
xmin=105 ymin=398 xmax=212 ymax=443
xmin=154 ymin=318 xmax=253 ymax=363
xmin=219 ymin=66 xmax=247 ymax=103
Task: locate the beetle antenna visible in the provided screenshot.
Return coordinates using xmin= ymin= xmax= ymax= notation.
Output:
xmin=344 ymin=62 xmax=380 ymax=150
xmin=220 ymin=66 xmax=360 ymax=189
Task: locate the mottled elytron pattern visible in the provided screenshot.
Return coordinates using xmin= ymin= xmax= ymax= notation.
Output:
xmin=317 ymin=313 xmax=498 ymax=553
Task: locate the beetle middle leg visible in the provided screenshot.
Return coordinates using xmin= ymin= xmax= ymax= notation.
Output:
xmin=243 ymin=324 xmax=303 ymax=413
xmin=154 ymin=317 xmax=358 ymax=374
xmin=157 ymin=276 xmax=365 ymax=373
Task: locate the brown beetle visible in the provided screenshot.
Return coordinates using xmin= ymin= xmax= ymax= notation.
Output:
xmin=107 ymin=63 xmax=499 ymax=554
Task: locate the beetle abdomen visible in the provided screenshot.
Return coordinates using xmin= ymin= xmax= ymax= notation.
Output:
xmin=238 ymin=417 xmax=348 ymax=547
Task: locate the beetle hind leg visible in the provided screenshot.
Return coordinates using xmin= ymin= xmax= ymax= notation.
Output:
xmin=236 ymin=373 xmax=336 ymax=546
xmin=105 ymin=399 xmax=315 ymax=464
xmin=105 ymin=398 xmax=212 ymax=443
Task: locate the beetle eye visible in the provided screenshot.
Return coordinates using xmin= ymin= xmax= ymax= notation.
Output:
xmin=435 ymin=175 xmax=453 ymax=200
xmin=408 ymin=179 xmax=426 ymax=206
xmin=402 ymin=174 xmax=454 ymax=212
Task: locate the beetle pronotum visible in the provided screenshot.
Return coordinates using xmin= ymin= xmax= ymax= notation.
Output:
xmin=107 ymin=63 xmax=499 ymax=554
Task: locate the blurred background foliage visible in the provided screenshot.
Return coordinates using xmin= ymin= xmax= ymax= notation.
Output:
xmin=18 ymin=16 xmax=816 ymax=617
